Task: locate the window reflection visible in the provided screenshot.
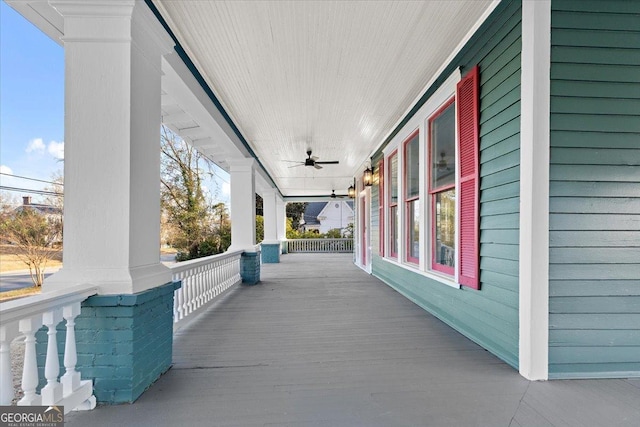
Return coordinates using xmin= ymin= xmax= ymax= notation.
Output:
xmin=435 ymin=189 xmax=455 ymax=268
xmin=408 ymin=200 xmax=419 ymax=261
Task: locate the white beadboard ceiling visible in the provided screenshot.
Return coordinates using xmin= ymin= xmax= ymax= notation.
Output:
xmin=153 ymin=0 xmax=495 ymax=197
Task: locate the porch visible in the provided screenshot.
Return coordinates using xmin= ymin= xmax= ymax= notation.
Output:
xmin=65 ymin=253 xmax=640 ymax=427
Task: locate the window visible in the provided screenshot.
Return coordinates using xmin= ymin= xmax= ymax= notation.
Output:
xmin=378 ymin=159 xmax=384 ymax=256
xmin=429 ymin=99 xmax=456 ymax=275
xmin=379 ymin=66 xmax=479 ymax=289
xmin=404 ymin=131 xmax=419 ymax=264
xmin=388 ymin=151 xmax=398 ymax=258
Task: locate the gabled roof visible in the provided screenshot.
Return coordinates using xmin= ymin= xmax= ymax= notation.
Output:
xmin=317 ymin=200 xmax=355 ymax=220
xmin=14 ymin=204 xmax=62 ymax=216
xmin=303 ymin=202 xmax=327 ymax=226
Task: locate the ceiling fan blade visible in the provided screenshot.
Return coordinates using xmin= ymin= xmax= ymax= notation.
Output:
xmin=315 ymin=161 xmax=339 ymax=165
xmin=311 ymin=156 xmax=319 ymax=161
xmin=288 ymin=164 xmax=304 ymax=168
xmin=282 ymin=160 xmax=304 ymax=163
xmin=314 ymin=164 xmax=323 ymax=170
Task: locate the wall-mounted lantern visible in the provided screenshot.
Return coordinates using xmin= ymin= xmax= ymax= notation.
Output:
xmin=363 ymin=166 xmax=373 ymax=187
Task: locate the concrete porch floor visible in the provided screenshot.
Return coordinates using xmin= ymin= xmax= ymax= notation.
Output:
xmin=66 ymin=253 xmax=640 ymax=426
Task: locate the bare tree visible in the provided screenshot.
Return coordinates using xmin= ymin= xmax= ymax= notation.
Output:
xmin=0 ymin=209 xmax=58 ymax=286
xmin=44 ymin=171 xmax=64 ymax=245
xmin=0 ymin=192 xmax=18 ymax=218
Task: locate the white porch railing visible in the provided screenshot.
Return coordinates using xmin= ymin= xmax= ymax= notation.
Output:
xmin=286 ymin=238 xmax=354 ymax=253
xmin=170 ymin=250 xmax=243 ymax=324
xmin=0 ymin=284 xmax=98 ymax=413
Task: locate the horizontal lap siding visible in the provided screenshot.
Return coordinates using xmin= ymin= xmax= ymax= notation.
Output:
xmin=549 ymin=0 xmax=640 ymax=379
xmin=371 ymin=0 xmax=522 ymax=369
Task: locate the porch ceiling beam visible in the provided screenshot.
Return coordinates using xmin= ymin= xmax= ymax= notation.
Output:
xmin=161 ymin=110 xmax=191 ymax=124
xmin=175 ymin=125 xmax=204 ymax=139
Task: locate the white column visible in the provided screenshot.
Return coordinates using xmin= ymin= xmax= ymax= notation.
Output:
xmin=262 ymin=189 xmax=278 ymax=244
xmin=519 ymin=0 xmax=551 ymax=380
xmin=45 ymin=0 xmax=173 ymax=294
xmin=276 ymin=198 xmax=286 ymax=242
xmin=229 ymin=158 xmax=256 ymax=251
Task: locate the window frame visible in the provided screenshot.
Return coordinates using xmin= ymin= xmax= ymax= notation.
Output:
xmin=387 ymin=150 xmax=398 ymax=259
xmin=403 ymin=130 xmax=420 ymax=265
xmin=377 ymin=68 xmax=467 ymax=290
xmin=428 ymin=97 xmax=456 ymax=276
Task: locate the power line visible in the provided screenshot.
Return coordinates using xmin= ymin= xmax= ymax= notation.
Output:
xmin=0 ymin=186 xmax=61 ymax=197
xmin=0 ymin=172 xmax=63 ymax=186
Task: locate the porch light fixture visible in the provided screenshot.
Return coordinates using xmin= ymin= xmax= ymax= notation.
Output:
xmin=348 ymin=184 xmax=356 ymax=198
xmin=363 ymin=166 xmax=373 ymax=187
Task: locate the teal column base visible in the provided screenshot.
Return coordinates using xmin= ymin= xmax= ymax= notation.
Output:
xmin=37 ymin=281 xmax=181 ymax=404
xmin=241 ymin=251 xmax=261 ymax=284
xmin=261 ymin=243 xmax=280 ymax=263
xmin=281 ymin=241 xmax=288 ymax=254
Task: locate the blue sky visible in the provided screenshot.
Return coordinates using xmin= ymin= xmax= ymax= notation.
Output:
xmin=1 ymin=1 xmax=65 ymax=203
xmin=0 ymin=2 xmax=230 ymax=206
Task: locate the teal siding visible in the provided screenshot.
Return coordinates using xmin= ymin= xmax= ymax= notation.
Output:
xmin=370 ymin=0 xmax=522 ymax=368
xmin=549 ymin=0 xmax=640 ymax=379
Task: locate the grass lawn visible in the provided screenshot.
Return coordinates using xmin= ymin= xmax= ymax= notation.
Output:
xmin=0 ymin=244 xmax=58 ymax=301
xmin=0 ymin=286 xmax=41 ymax=302
xmin=1 ymin=245 xmax=176 ymax=301
xmin=0 ymin=244 xmax=63 ymax=273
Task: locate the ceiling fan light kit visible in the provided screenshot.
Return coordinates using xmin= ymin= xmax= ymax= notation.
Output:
xmin=284 ymin=150 xmax=339 ymax=170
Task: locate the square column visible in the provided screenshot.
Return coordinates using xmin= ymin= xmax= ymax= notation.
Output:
xmin=261 ymin=189 xmax=280 ymax=263
xmin=519 ymin=0 xmax=551 ymax=380
xmin=229 ymin=159 xmax=260 ymax=283
xmin=276 ymin=198 xmax=287 ymax=254
xmin=45 ymin=0 xmax=173 ymax=295
xmin=229 ymin=158 xmax=257 ymax=252
xmin=36 ymin=0 xmax=180 ymax=405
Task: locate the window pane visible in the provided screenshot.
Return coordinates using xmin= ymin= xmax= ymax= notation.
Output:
xmin=390 ymin=154 xmax=398 ymax=204
xmin=390 ymin=205 xmax=398 ymax=256
xmin=408 ymin=200 xmax=419 ymax=261
xmin=435 ymin=189 xmax=455 ymax=268
xmin=405 ymin=134 xmax=419 ymax=198
xmin=431 ymin=102 xmax=456 ymax=189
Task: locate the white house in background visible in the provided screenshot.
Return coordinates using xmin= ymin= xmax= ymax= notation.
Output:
xmin=301 ymin=201 xmax=354 ymax=235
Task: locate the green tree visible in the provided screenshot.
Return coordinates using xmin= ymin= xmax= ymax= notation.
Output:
xmin=256 ymin=215 xmax=264 ymax=243
xmin=343 ymin=223 xmax=354 ymax=238
xmin=286 ymin=202 xmax=307 ymax=230
xmin=325 ymin=228 xmax=343 ymax=238
xmin=160 ymin=125 xmax=213 ymax=260
xmin=285 ymin=217 xmax=300 ymax=239
xmin=255 ymin=194 xmax=263 ymax=216
xmin=203 ymin=202 xmax=231 ymax=256
xmin=0 ymin=209 xmax=59 ymax=286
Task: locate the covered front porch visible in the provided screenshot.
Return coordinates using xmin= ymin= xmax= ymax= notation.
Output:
xmin=65 ymin=253 xmax=640 ymax=427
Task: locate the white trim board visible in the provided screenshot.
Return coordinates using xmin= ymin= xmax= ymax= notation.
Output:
xmin=518 ymin=0 xmax=551 ymax=381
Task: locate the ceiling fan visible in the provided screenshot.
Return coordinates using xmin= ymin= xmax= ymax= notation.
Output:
xmin=284 ymin=150 xmax=339 ymax=170
xmin=329 ymin=189 xmax=349 ymax=199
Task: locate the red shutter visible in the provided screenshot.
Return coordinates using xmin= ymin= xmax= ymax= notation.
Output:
xmin=457 ymin=66 xmax=480 ymax=289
